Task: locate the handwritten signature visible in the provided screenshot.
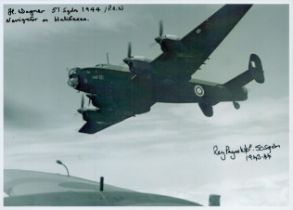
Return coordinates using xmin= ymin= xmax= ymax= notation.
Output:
xmin=213 ymin=143 xmax=280 ymax=161
xmin=6 ymin=5 xmax=124 ymax=24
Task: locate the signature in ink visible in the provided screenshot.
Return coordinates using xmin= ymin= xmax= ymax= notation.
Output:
xmin=213 ymin=143 xmax=280 ymax=161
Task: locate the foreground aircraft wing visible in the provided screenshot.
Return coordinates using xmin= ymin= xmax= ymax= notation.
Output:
xmin=151 ymin=4 xmax=252 ymax=81
xmin=79 ymin=110 xmax=132 ymax=134
xmin=4 ymin=169 xmax=200 ymax=206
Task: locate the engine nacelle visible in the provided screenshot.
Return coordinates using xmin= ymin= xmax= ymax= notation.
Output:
xmin=199 ymin=103 xmax=213 ymax=117
xmin=86 ymin=94 xmax=103 ymax=108
xmin=155 ymin=35 xmax=183 ymax=53
xmin=124 ymin=57 xmax=153 ymax=78
xmin=82 ymin=111 xmax=94 ymax=122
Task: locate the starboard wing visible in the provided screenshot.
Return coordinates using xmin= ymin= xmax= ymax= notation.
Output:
xmin=151 ymin=4 xmax=252 ymax=81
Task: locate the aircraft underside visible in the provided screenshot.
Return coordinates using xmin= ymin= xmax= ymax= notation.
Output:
xmin=66 ymin=5 xmax=265 ymax=134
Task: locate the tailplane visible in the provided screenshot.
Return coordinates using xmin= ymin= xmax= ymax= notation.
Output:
xmin=224 ymin=53 xmax=264 ymax=88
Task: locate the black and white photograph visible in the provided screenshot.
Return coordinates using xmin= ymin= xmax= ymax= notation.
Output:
xmin=2 ymin=0 xmax=291 ymax=207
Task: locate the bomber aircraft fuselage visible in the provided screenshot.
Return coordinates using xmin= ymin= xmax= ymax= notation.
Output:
xmin=67 ymin=4 xmax=264 ymax=134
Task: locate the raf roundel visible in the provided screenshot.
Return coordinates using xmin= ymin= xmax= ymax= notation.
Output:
xmin=194 ymin=85 xmax=205 ymax=97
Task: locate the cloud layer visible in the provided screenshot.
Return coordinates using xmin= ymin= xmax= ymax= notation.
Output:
xmin=4 ymin=96 xmax=289 ymax=206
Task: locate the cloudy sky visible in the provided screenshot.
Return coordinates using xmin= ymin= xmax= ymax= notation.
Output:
xmin=3 ymin=3 xmax=289 ymax=206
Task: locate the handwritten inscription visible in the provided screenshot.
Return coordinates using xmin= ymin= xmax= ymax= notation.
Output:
xmin=213 ymin=143 xmax=280 ymax=161
xmin=6 ymin=5 xmax=124 ymax=24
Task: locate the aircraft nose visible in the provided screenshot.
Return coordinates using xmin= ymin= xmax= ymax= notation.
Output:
xmin=67 ymin=68 xmax=79 ymax=88
xmin=67 ymin=76 xmax=79 ymax=88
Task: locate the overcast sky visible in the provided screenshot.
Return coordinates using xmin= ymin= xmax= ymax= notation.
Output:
xmin=3 ymin=4 xmax=289 ymax=206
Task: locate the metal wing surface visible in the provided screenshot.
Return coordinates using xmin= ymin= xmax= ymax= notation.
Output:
xmin=4 ymin=169 xmax=132 ymax=197
xmin=79 ymin=110 xmax=133 ymax=134
xmin=151 ymin=4 xmax=252 ymax=81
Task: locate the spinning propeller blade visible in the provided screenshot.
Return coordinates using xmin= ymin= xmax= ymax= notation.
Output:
xmin=154 ymin=20 xmax=164 ymax=45
xmin=77 ymin=94 xmax=85 ymax=114
xmin=127 ymin=42 xmax=132 ymax=58
xmin=81 ymin=94 xmax=84 ymax=109
xmin=159 ymin=20 xmax=163 ymax=37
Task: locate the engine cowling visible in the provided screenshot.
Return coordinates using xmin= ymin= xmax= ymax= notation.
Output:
xmin=154 ymin=21 xmax=183 ymax=53
xmin=155 ymin=35 xmax=182 ymax=53
xmin=86 ymin=94 xmax=101 ymax=108
xmin=81 ymin=110 xmax=93 ymax=122
xmin=124 ymin=58 xmax=153 ymax=78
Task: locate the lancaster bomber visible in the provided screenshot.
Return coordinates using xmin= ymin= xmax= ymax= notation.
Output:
xmin=67 ymin=4 xmax=264 ymax=134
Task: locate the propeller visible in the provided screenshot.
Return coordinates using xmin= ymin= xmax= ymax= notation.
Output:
xmin=106 ymin=52 xmax=110 ymax=64
xmin=154 ymin=20 xmax=164 ymax=44
xmin=159 ymin=20 xmax=163 ymax=37
xmin=151 ymin=20 xmax=164 ymax=47
xmin=127 ymin=42 xmax=132 ymax=58
xmin=123 ymin=42 xmax=137 ymax=79
xmin=81 ymin=94 xmax=84 ymax=108
xmin=123 ymin=42 xmax=132 ymax=65
xmin=77 ymin=94 xmax=85 ymax=114
xmin=86 ymin=94 xmax=94 ymax=106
